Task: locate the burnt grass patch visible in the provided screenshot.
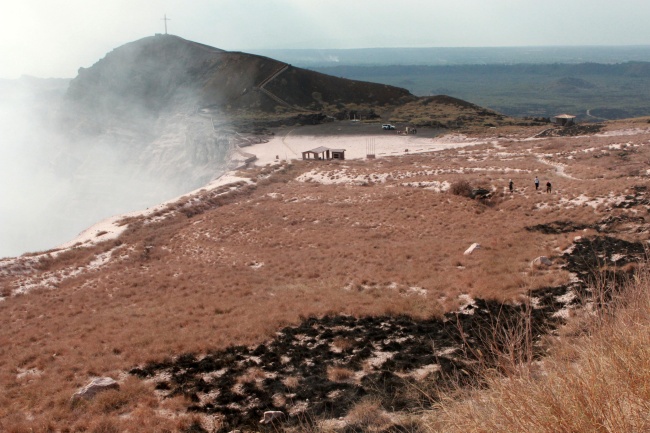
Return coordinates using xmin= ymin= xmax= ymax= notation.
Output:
xmin=614 ymin=185 xmax=650 ymax=209
xmin=131 ymin=297 xmax=563 ymax=432
xmin=536 ymin=123 xmax=604 ymax=137
xmin=129 ymin=234 xmax=646 ymax=432
xmin=563 ymin=236 xmax=646 ymax=292
xmin=525 ymin=220 xmax=590 ymax=234
xmin=525 ymin=215 xmax=649 ymax=235
xmin=527 ymin=187 xmax=649 ymax=235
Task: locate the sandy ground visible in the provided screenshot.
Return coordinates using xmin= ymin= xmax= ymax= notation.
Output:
xmin=54 ymin=173 xmax=251 ymax=251
xmin=246 ymin=128 xmax=485 ymax=165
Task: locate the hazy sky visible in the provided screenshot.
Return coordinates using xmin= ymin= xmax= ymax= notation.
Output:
xmin=3 ymin=0 xmax=650 ymax=79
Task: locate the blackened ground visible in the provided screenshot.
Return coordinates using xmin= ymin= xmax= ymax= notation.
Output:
xmin=526 ymin=215 xmax=649 ymax=235
xmin=614 ymin=185 xmax=650 ymax=209
xmin=525 ymin=220 xmax=591 ymax=234
xmin=130 ymin=229 xmax=647 ymax=432
xmin=526 ymin=187 xmax=649 ymax=235
xmin=563 ymin=236 xmax=646 ymax=292
xmin=131 ymin=292 xmax=564 ymax=432
xmin=536 ymin=123 xmax=604 ymax=137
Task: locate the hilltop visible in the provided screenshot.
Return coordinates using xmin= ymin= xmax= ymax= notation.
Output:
xmin=63 ymin=35 xmax=412 ymax=128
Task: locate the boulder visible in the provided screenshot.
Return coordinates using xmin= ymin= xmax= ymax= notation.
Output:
xmin=71 ymin=377 xmax=119 ymax=402
xmin=531 ymin=256 xmax=552 ymax=268
xmin=464 ymin=243 xmax=481 ymax=255
xmin=260 ymin=410 xmax=284 ymax=424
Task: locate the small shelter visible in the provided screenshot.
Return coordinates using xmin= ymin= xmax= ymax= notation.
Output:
xmin=302 ymin=146 xmax=346 ymax=160
xmin=553 ymin=114 xmax=576 ymax=127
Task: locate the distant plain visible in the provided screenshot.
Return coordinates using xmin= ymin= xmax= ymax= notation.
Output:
xmin=252 ymin=46 xmax=650 ymax=121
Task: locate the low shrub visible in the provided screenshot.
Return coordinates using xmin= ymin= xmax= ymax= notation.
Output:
xmin=450 ymin=180 xmax=473 ymax=198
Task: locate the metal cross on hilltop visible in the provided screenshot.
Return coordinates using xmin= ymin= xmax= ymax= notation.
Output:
xmin=161 ymin=14 xmax=171 ymax=34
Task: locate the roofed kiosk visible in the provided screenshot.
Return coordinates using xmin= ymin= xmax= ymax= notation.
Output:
xmin=302 ymin=147 xmax=346 ymax=160
xmin=553 ymin=114 xmax=576 ymax=126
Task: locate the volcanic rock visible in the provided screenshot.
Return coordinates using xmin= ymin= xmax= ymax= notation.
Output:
xmin=71 ymin=377 xmax=119 ymax=401
xmin=531 ymin=256 xmax=552 ymax=268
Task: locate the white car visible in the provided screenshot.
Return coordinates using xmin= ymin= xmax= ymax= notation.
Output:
xmin=382 ymin=124 xmax=395 ymax=130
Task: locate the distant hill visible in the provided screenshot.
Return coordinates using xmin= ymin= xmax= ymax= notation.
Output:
xmin=63 ymin=35 xmax=516 ymax=132
xmin=249 ymin=46 xmax=650 ymax=68
xmin=546 ymin=77 xmax=597 ymax=93
xmin=65 ymin=35 xmax=414 ymax=120
xmin=312 ymin=62 xmax=650 ymax=120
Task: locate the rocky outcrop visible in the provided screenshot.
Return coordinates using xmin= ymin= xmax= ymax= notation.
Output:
xmin=71 ymin=377 xmax=119 ymax=401
xmin=531 ymin=256 xmax=553 ymax=268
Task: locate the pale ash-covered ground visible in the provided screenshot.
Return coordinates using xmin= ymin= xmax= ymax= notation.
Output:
xmin=1 ymin=120 xmax=649 ymax=301
xmin=0 ymin=119 xmax=649 ymax=431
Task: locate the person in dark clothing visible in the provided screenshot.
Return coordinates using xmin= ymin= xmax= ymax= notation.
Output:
xmin=509 ymin=179 xmax=514 ymax=193
xmin=534 ymin=176 xmax=540 ymax=190
xmin=546 ymin=181 xmax=552 ymax=193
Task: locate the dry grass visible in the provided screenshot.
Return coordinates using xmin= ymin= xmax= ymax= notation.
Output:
xmin=346 ymin=397 xmax=393 ymax=430
xmin=332 ymin=336 xmax=356 ymax=351
xmin=0 ymin=120 xmax=649 ymax=429
xmin=237 ymin=367 xmax=267 ymax=384
xmin=425 ymin=269 xmax=650 ymax=433
xmin=326 ymin=365 xmax=355 ymax=382
xmin=282 ymin=376 xmax=301 ymax=390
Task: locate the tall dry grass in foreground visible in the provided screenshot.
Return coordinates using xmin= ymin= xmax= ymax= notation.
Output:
xmin=424 ymin=270 xmax=650 ymax=433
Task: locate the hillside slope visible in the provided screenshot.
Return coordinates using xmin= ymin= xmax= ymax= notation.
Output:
xmin=63 ymin=34 xmax=520 ymax=133
xmin=65 ymin=34 xmax=414 ymax=124
xmin=1 ymin=118 xmax=649 ymax=431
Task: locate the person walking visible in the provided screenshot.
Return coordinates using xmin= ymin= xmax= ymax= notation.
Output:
xmin=546 ymin=181 xmax=552 ymax=193
xmin=509 ymin=179 xmax=514 ymax=193
xmin=534 ymin=176 xmax=540 ymax=190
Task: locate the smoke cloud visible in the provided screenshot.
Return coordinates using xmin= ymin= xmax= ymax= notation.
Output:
xmin=0 ymin=76 xmax=229 ymax=258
